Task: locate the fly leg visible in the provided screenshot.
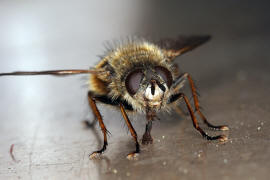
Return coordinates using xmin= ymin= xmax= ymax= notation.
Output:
xmin=172 ymin=73 xmax=229 ymax=131
xmin=119 ymin=104 xmax=140 ymax=159
xmin=88 ymin=92 xmax=109 ymax=159
xmin=169 ymin=93 xmax=227 ymax=141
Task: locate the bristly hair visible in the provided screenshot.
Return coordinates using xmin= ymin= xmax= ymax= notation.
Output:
xmin=100 ymin=36 xmax=148 ymax=58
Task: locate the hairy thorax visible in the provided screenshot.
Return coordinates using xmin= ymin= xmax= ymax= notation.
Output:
xmin=90 ymin=40 xmax=179 ymax=113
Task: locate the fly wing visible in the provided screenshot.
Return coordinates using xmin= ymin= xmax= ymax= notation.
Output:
xmin=156 ymin=35 xmax=211 ymax=61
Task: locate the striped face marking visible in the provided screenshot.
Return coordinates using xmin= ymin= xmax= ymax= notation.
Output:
xmin=145 ymin=82 xmax=167 ymax=106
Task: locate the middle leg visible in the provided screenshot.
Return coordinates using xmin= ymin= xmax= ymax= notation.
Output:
xmin=170 ymin=92 xmax=227 ymax=141
xmin=172 ymin=73 xmax=229 ymax=131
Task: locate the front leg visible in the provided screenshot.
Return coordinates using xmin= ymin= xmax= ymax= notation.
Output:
xmin=119 ymin=104 xmax=140 ymax=159
xmin=88 ymin=92 xmax=109 ymax=159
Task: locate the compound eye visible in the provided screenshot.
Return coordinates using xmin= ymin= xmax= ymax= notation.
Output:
xmin=125 ymin=69 xmax=143 ymax=96
xmin=155 ymin=66 xmax=173 ymax=88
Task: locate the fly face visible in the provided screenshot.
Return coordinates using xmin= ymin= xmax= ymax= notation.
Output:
xmin=125 ymin=65 xmax=173 ymax=111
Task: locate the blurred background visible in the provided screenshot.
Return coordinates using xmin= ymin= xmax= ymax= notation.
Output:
xmin=0 ymin=0 xmax=269 ymax=180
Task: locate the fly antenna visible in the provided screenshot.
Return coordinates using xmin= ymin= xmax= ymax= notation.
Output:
xmin=0 ymin=68 xmax=108 ymax=77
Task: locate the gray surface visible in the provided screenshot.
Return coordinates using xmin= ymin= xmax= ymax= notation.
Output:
xmin=0 ymin=1 xmax=270 ymax=180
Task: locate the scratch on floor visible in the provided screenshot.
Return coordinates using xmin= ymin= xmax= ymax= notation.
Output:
xmin=9 ymin=144 xmax=19 ymax=163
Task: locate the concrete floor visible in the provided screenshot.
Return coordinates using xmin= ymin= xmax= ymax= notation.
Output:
xmin=0 ymin=1 xmax=270 ymax=180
